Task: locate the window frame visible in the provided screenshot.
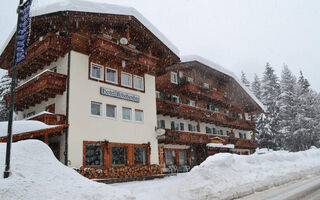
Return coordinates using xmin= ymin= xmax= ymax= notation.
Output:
xmin=111 ymin=146 xmax=127 ymax=167
xmin=134 ymin=109 xmax=144 ymax=122
xmin=85 ymin=144 xmax=104 ymax=167
xmin=105 ymin=67 xmax=118 ymax=84
xmin=122 ymin=107 xmax=132 ymax=121
xmin=171 ymin=72 xmax=178 ymax=84
xmin=121 ymin=72 xmax=133 ymax=88
xmin=133 ymin=75 xmax=144 ymax=91
xmin=134 ymin=147 xmax=147 ymax=165
xmin=90 ymin=62 xmax=104 ymax=81
xmin=90 ymin=101 xmax=102 ymax=117
xmin=106 ymin=104 xmax=117 ymax=119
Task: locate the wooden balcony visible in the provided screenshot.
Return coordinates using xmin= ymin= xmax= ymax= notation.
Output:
xmin=29 ymin=113 xmax=66 ymax=125
xmin=89 ymin=35 xmax=159 ymax=69
xmin=158 ymin=129 xmax=258 ymax=149
xmin=5 ymin=71 xmax=67 ymax=111
xmin=7 ymin=33 xmax=67 ymax=79
xmin=156 ymin=99 xmax=255 ymax=130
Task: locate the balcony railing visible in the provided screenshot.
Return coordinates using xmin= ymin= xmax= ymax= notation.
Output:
xmin=158 ymin=129 xmax=258 ymax=149
xmin=5 ymin=71 xmax=67 ymax=111
xmin=156 ymin=99 xmax=255 ymax=130
xmin=29 ymin=113 xmax=66 ymax=125
xmin=89 ymin=35 xmax=159 ymax=69
xmin=7 ymin=33 xmax=67 ymax=79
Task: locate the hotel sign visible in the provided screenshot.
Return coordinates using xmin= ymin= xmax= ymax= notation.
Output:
xmin=100 ymin=87 xmax=140 ymax=103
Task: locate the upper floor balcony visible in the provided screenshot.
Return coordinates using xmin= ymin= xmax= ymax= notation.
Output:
xmin=5 ymin=70 xmax=67 ymax=111
xmin=89 ymin=34 xmax=159 ymax=70
xmin=156 ymin=99 xmax=255 ymax=131
xmin=6 ymin=33 xmax=67 ymax=80
xmin=28 ymin=112 xmax=66 ymax=125
xmin=158 ymin=129 xmax=258 ymax=149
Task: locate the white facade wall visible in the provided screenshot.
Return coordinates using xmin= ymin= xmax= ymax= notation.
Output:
xmin=67 ymin=51 xmax=158 ymax=167
xmin=157 ymin=114 xmax=252 ymax=139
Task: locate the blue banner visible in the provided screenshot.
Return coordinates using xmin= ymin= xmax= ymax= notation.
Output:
xmin=14 ymin=0 xmax=32 ymax=66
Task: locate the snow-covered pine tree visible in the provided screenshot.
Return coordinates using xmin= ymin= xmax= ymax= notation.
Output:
xmin=241 ymin=71 xmax=251 ymax=89
xmin=257 ymin=63 xmax=281 ymax=150
xmin=0 ymin=72 xmax=11 ymax=121
xmin=251 ymin=74 xmax=262 ymax=100
xmin=278 ymin=65 xmax=298 ymax=150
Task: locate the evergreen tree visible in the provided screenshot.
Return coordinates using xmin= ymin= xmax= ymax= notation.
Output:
xmin=0 ymin=72 xmax=11 ymax=121
xmin=251 ymin=74 xmax=262 ymax=100
xmin=241 ymin=71 xmax=251 ymax=89
xmin=257 ymin=63 xmax=281 ymax=150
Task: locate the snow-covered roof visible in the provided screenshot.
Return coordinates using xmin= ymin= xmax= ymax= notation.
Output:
xmin=206 ymin=143 xmax=235 ymax=149
xmin=181 ymin=55 xmax=265 ymax=111
xmin=0 ymin=120 xmax=60 ymax=137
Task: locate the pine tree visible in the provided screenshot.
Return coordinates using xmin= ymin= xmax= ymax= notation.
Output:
xmin=257 ymin=63 xmax=281 ymax=150
xmin=251 ymin=74 xmax=262 ymax=100
xmin=0 ymin=72 xmax=11 ymax=121
xmin=278 ymin=65 xmax=298 ymax=150
xmin=241 ymin=71 xmax=251 ymax=89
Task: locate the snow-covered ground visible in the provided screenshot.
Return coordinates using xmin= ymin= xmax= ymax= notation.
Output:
xmin=1 ymin=140 xmax=320 ymax=200
xmin=0 ymin=140 xmax=134 ymax=200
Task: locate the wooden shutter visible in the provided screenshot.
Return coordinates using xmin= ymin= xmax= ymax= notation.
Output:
xmin=161 ymin=120 xmax=165 ymax=129
xmin=171 ymin=121 xmax=175 ymax=130
xmin=180 ymin=123 xmax=184 ymax=131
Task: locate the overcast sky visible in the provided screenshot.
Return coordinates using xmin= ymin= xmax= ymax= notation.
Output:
xmin=1 ymin=0 xmax=319 ymax=91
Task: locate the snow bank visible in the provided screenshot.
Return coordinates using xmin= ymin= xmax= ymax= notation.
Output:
xmin=183 ymin=149 xmax=320 ymax=199
xmin=0 ymin=140 xmax=134 ymax=200
xmin=0 ymin=120 xmax=59 ymax=137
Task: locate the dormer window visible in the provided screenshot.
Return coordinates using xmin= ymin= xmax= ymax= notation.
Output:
xmin=171 ymin=72 xmax=178 ymax=84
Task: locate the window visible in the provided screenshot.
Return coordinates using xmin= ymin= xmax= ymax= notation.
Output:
xmin=188 ymin=124 xmax=197 ymax=132
xmin=105 ymin=67 xmax=118 ymax=84
xmin=219 ymin=130 xmax=224 ymax=135
xmin=225 ymin=110 xmax=229 ymax=115
xmin=122 ymin=107 xmax=132 ymax=120
xmin=180 ymin=123 xmax=184 ymax=131
xmin=186 ymin=76 xmax=194 ymax=83
xmin=106 ymin=104 xmax=116 ymax=119
xmin=91 ymin=102 xmax=102 ymax=116
xmin=50 ymin=67 xmax=57 ymax=73
xmin=135 ymin=110 xmax=144 ymax=122
xmin=203 ymin=82 xmax=210 ymax=88
xmin=90 ymin=63 xmax=104 ymax=80
xmin=216 ymin=108 xmax=220 ymax=113
xmin=243 ymin=133 xmax=247 ymax=139
xmin=227 ymin=131 xmax=231 ymax=136
xmin=85 ymin=145 xmax=103 ymax=167
xmin=206 ymin=127 xmax=212 ymax=134
xmin=134 ymin=147 xmax=147 ymax=165
xmin=26 ymin=111 xmax=35 ymax=117
xmin=165 ymin=150 xmax=175 ymax=165
xmin=187 ymin=100 xmax=196 ymax=107
xmin=179 ymin=151 xmax=187 ymax=166
xmin=156 ymin=91 xmax=164 ymax=99
xmin=170 ymin=95 xmax=181 ymax=104
xmin=134 ymin=75 xmax=144 ymax=90
xmin=239 ymin=133 xmax=243 ymax=139
xmin=171 ymin=121 xmax=180 ymax=130
xmin=157 ymin=120 xmax=165 ymax=129
xmin=171 ymin=72 xmax=178 ymax=84
xmin=210 ymin=105 xmax=215 ymax=112
xmin=121 ymin=72 xmax=132 ymax=87
xmin=212 ymin=128 xmax=216 ymax=134
xmin=112 ymin=146 xmax=126 ymax=166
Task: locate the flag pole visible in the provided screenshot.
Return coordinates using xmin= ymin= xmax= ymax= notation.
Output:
xmin=3 ymin=0 xmax=25 ymax=179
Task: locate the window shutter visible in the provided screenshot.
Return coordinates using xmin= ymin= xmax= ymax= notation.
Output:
xmin=177 ymin=73 xmax=181 ymax=84
xmin=244 ymin=133 xmax=247 ymax=139
xmin=211 ymin=105 xmax=215 ymax=111
xmin=170 ymin=95 xmax=173 ymax=102
xmin=188 ymin=124 xmax=192 ymax=131
xmin=206 ymin=127 xmax=211 ymax=134
xmin=161 ymin=120 xmax=165 ymax=129
xmin=159 ymin=93 xmax=164 ymax=100
xmin=180 ymin=123 xmax=184 ymax=131
xmin=206 ymin=104 xmax=210 ymax=110
xmin=178 ymin=97 xmax=182 ymax=104
xmin=213 ymin=128 xmax=216 ymax=134
xmin=187 ymin=100 xmax=190 ymax=105
xmin=171 ymin=121 xmax=175 ymax=130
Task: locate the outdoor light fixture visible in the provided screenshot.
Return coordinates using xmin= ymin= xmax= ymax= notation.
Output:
xmin=122 ymin=60 xmax=126 ymax=68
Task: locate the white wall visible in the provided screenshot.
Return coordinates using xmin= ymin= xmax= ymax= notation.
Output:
xmin=68 ymin=51 xmax=158 ymax=167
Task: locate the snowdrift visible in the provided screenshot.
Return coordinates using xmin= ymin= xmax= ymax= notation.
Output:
xmin=0 ymin=140 xmax=134 ymax=200
xmin=183 ymin=149 xmax=320 ymax=199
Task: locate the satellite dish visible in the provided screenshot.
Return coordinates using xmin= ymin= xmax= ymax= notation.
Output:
xmin=155 ymin=128 xmax=166 ymax=136
xmin=120 ymin=37 xmax=128 ymax=45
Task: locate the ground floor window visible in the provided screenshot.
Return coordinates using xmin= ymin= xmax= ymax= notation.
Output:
xmin=134 ymin=147 xmax=147 ymax=165
xmin=85 ymin=145 xmax=103 ymax=167
xmin=112 ymin=146 xmax=127 ymax=166
xmin=179 ymin=151 xmax=187 ymax=165
xmin=165 ymin=150 xmax=176 ymax=165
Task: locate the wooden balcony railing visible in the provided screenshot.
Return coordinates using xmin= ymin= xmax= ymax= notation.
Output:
xmin=89 ymin=35 xmax=159 ymax=69
xmin=156 ymin=99 xmax=255 ymax=130
xmin=7 ymin=33 xmax=67 ymax=79
xmin=29 ymin=113 xmax=66 ymax=125
xmin=158 ymin=129 xmax=258 ymax=149
xmin=5 ymin=71 xmax=67 ymax=111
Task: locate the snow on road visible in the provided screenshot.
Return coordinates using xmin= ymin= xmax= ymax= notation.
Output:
xmin=2 ymin=140 xmax=320 ymax=200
